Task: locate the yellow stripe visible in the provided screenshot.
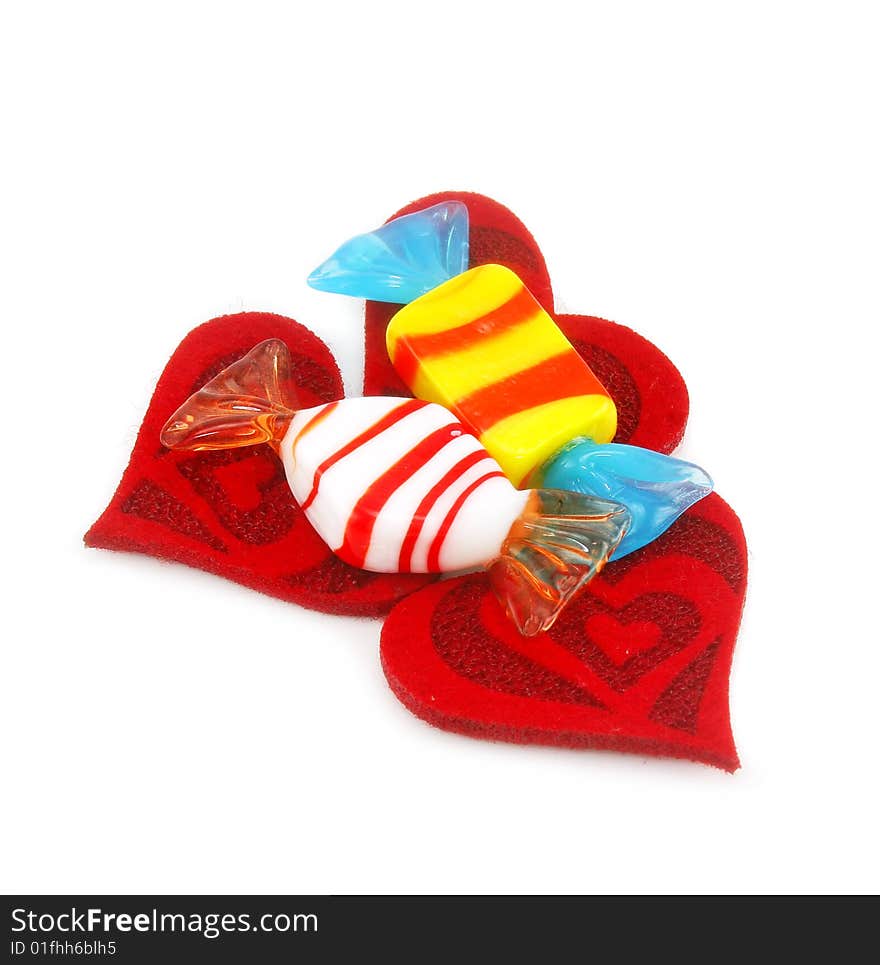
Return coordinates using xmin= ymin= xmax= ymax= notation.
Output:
xmin=410 ymin=311 xmax=571 ymax=405
xmin=386 ymin=264 xmax=523 ymax=351
xmin=479 ymin=396 xmax=618 ymax=486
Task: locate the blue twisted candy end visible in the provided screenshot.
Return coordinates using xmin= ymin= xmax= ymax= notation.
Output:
xmin=307 ymin=201 xmax=469 ymax=304
xmin=539 ymin=438 xmax=713 ymax=559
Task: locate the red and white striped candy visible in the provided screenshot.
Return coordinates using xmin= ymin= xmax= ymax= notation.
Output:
xmin=279 ymin=397 xmax=529 ymax=573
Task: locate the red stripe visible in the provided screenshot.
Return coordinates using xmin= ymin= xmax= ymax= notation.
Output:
xmin=291 ymin=401 xmax=339 ymax=459
xmin=300 ymin=399 xmax=424 ymax=511
xmin=397 ymin=449 xmax=489 ymax=571
xmin=426 ymin=471 xmax=504 ymax=572
xmin=337 ymin=423 xmax=460 ymax=568
xmin=392 ymin=285 xmax=536 ymax=388
xmin=454 ymin=350 xmax=610 ymax=432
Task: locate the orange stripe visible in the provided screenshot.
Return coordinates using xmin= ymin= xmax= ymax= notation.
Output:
xmin=454 ymin=350 xmax=609 ymax=431
xmin=300 ymin=399 xmax=424 ymax=511
xmin=397 ymin=450 xmax=489 ymax=571
xmin=426 ymin=471 xmax=504 ymax=572
xmin=392 ymin=285 xmax=535 ymax=387
xmin=337 ymin=423 xmax=459 ymax=569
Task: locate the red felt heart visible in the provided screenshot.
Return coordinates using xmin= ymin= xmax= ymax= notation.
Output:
xmin=381 ymin=492 xmax=746 ymax=771
xmin=368 ymin=193 xmax=747 ymax=769
xmin=85 ymin=312 xmax=433 ymax=615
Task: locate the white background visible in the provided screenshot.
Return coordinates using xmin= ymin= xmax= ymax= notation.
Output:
xmin=2 ymin=1 xmax=878 ymax=895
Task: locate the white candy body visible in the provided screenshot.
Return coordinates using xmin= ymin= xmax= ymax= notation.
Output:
xmin=278 ymin=397 xmax=528 ymax=573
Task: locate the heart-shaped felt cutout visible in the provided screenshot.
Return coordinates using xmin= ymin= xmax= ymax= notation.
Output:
xmin=85 ymin=312 xmax=434 ymax=615
xmin=381 ymin=492 xmax=746 ymax=770
xmin=368 ymin=193 xmax=746 ymax=769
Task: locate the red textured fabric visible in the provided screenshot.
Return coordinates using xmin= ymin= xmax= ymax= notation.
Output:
xmin=381 ymin=493 xmax=746 ymax=771
xmin=85 ymin=312 xmax=433 ymax=615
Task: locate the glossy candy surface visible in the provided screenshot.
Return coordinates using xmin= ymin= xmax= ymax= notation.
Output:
xmin=308 ymin=201 xmax=469 ymax=304
xmin=309 ymin=202 xmax=714 ymax=559
xmin=161 ymin=340 xmax=630 ymax=635
xmin=386 ymin=264 xmax=617 ymax=486
xmin=281 ymin=396 xmax=527 ymax=573
xmin=540 ymin=437 xmax=714 ymax=557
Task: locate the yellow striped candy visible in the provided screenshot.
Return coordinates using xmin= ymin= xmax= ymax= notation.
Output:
xmin=386 ymin=264 xmax=617 ymax=486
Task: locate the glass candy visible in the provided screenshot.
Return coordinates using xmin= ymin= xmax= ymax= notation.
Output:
xmin=492 ymin=489 xmax=638 ymax=636
xmin=307 ymin=201 xmax=469 ymax=304
xmin=539 ymin=438 xmax=713 ymax=558
xmin=386 ymin=263 xmax=617 ymax=486
xmin=308 ymin=203 xmax=714 ymax=558
xmin=161 ymin=340 xmax=630 ymax=635
xmin=160 ymin=338 xmax=294 ymax=452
